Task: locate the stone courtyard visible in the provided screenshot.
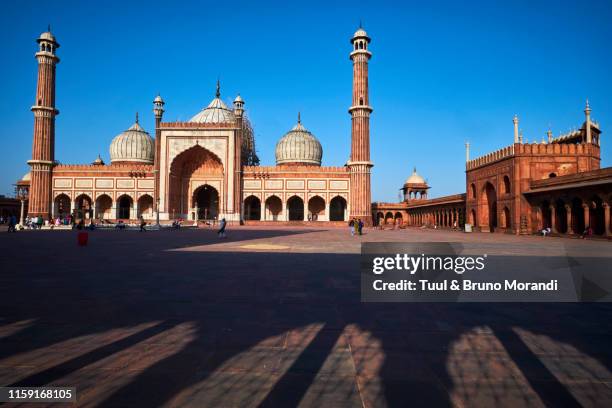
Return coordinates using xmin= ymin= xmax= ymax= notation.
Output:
xmin=1 ymin=226 xmax=611 ymax=407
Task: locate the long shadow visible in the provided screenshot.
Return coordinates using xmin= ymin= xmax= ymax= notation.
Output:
xmin=1 ymin=229 xmax=612 ymax=406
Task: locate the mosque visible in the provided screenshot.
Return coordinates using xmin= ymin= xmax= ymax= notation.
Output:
xmin=15 ymin=27 xmax=612 ymax=236
xmin=21 ymin=27 xmax=373 ymax=225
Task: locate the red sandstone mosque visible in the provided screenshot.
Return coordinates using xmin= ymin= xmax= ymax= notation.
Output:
xmin=20 ymin=27 xmax=373 ymax=225
xmin=16 ymin=27 xmax=612 ymax=236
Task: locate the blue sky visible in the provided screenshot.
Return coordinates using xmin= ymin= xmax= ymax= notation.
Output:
xmin=1 ymin=0 xmax=610 ymax=201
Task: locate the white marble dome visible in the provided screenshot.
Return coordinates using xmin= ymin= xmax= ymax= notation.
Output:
xmin=189 ymin=97 xmax=236 ymax=124
xmin=190 ymin=83 xmax=236 ymax=124
xmin=405 ymin=168 xmax=426 ymax=185
xmin=275 ymin=115 xmax=322 ymax=166
xmin=109 ymin=117 xmax=154 ymax=164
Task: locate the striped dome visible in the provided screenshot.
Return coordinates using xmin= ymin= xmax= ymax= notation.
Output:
xmin=275 ymin=115 xmax=322 ymax=166
xmin=189 ymin=81 xmax=236 ymax=124
xmin=109 ymin=117 xmax=154 ymax=164
xmin=189 ymin=97 xmax=236 ymax=124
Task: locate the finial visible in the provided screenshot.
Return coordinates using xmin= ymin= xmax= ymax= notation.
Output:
xmin=48 ymin=24 xmax=51 ymax=33
xmin=585 ymin=98 xmax=591 ymax=113
xmin=298 ymin=111 xmax=301 ymax=124
xmin=359 ymin=19 xmax=362 ymax=29
xmin=413 ymin=166 xmax=417 ymax=173
xmin=216 ymin=79 xmax=220 ymax=98
xmin=135 ymin=112 xmax=139 ymax=124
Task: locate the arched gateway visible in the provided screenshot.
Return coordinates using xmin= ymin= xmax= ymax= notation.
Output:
xmin=168 ymin=145 xmax=224 ymax=219
xmin=193 ymin=185 xmax=219 ymax=220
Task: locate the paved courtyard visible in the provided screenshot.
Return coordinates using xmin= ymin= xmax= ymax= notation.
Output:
xmin=1 ymin=226 xmax=611 ymax=407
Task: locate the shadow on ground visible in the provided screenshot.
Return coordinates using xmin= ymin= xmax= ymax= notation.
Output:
xmin=0 ymin=228 xmax=611 ymax=407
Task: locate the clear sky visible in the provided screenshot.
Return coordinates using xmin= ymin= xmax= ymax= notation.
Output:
xmin=1 ymin=0 xmax=610 ymax=202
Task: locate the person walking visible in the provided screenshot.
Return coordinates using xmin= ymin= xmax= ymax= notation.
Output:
xmin=358 ymin=219 xmax=364 ymax=236
xmin=353 ymin=218 xmax=359 ymax=236
xmin=348 ymin=218 xmax=355 ymax=236
xmin=139 ymin=216 xmax=147 ymax=232
xmin=218 ymin=217 xmax=227 ymax=238
xmin=7 ymin=214 xmax=17 ymax=233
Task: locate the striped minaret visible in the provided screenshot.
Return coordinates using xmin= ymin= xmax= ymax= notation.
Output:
xmin=28 ymin=28 xmax=59 ymax=220
xmin=348 ymin=26 xmax=373 ymax=225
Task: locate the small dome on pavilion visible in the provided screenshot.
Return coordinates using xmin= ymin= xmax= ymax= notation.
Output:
xmin=92 ymin=154 xmax=105 ymax=165
xmin=405 ymin=167 xmax=427 ymax=185
xmin=21 ymin=172 xmax=31 ymax=182
xmin=353 ymin=27 xmax=368 ymax=38
xmin=38 ymin=31 xmax=57 ymax=43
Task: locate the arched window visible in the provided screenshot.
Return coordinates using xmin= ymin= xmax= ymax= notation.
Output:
xmin=287 ymin=196 xmax=304 ymax=221
xmin=244 ymin=195 xmax=261 ymax=221
xmin=503 ymin=176 xmax=511 ymax=194
xmin=470 ymin=183 xmax=476 ymax=199
xmin=330 ymin=196 xmax=347 ymax=221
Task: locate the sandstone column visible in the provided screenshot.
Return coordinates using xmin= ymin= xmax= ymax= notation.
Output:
xmin=28 ymin=29 xmax=59 ymax=221
xmin=348 ymin=27 xmax=373 ymax=225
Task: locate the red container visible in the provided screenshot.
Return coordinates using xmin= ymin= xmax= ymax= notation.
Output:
xmin=77 ymin=232 xmax=89 ymax=246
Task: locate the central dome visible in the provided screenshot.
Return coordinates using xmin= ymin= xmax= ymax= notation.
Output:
xmin=109 ymin=115 xmax=154 ymax=164
xmin=189 ymin=82 xmax=236 ymax=124
xmin=275 ymin=114 xmax=322 ymax=166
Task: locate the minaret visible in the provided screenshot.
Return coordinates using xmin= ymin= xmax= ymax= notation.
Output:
xmin=348 ymin=26 xmax=373 ymax=225
xmin=513 ymin=115 xmax=519 ymax=143
xmin=153 ymin=94 xmax=165 ymax=223
xmin=233 ymin=93 xmax=244 ymax=222
xmin=28 ymin=28 xmax=60 ymax=220
xmin=465 ymin=141 xmax=470 ymax=163
xmin=547 ymin=128 xmax=553 ymax=143
xmin=584 ymin=99 xmax=592 ymax=144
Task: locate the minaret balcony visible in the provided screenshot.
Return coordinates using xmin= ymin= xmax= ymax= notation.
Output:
xmin=348 ymin=105 xmax=373 ymax=114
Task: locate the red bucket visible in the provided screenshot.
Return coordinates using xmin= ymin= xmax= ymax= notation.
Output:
xmin=77 ymin=232 xmax=89 ymax=246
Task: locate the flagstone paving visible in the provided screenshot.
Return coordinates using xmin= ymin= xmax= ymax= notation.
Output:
xmin=0 ymin=226 xmax=611 ymax=407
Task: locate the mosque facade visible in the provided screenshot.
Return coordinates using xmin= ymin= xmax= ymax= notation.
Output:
xmin=21 ymin=27 xmax=373 ymax=225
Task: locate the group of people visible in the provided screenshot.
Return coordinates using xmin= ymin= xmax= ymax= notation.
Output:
xmin=348 ymin=218 xmax=364 ymax=236
xmin=541 ymin=225 xmax=594 ymax=239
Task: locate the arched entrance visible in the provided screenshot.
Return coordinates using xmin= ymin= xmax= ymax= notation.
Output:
xmin=287 ymin=196 xmax=304 ymax=221
xmin=168 ymin=145 xmax=224 ymax=217
xmin=54 ymin=194 xmax=71 ymax=219
xmin=265 ymin=196 xmax=282 ymax=221
xmin=96 ymin=194 xmax=113 ymax=220
xmin=394 ymin=212 xmax=403 ymax=225
xmin=117 ymin=195 xmax=132 ymax=219
xmin=330 ymin=196 xmax=347 ymax=221
xmin=501 ymin=207 xmax=511 ymax=229
xmin=75 ymin=194 xmax=93 ymax=221
xmin=307 ymin=196 xmax=325 ymax=221
xmin=481 ymin=182 xmax=497 ymax=232
xmin=137 ymin=195 xmax=154 ymax=219
xmin=193 ymin=185 xmax=219 ymax=220
xmin=385 ymin=212 xmax=393 ymax=224
xmin=244 ymin=195 xmax=261 ymax=221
